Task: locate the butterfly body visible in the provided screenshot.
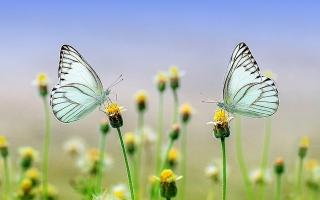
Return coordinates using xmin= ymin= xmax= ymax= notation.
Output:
xmin=219 ymin=42 xmax=279 ymax=118
xmin=50 ymin=45 xmax=110 ymax=123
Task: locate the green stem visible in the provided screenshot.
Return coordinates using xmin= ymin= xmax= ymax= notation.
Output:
xmin=136 ymin=111 xmax=144 ymax=199
xmin=172 ymin=90 xmax=179 ymax=124
xmin=156 ymin=92 xmax=164 ymax=175
xmin=258 ymin=118 xmax=272 ymax=200
xmin=42 ymin=97 xmax=51 ymax=199
xmin=116 ymin=128 xmax=135 ymax=200
xmin=221 ymin=138 xmax=227 ymax=200
xmin=3 ymin=156 xmax=10 ymax=200
xmin=180 ymin=122 xmax=188 ymax=200
xmin=297 ymin=157 xmax=304 ymax=194
xmin=276 ymin=175 xmax=281 ymax=200
xmin=96 ymin=132 xmax=107 ymax=193
xmin=235 ymin=116 xmax=253 ymax=200
xmin=206 ymin=184 xmax=214 ymax=200
xmin=161 ymin=139 xmax=174 ymax=171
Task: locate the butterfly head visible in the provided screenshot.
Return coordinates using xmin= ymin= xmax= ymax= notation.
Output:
xmin=105 ymin=89 xmax=111 ymax=96
xmin=217 ymin=102 xmax=226 ymax=109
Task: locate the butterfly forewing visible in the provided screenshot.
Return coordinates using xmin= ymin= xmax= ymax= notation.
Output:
xmin=50 ymin=45 xmax=106 ymax=123
xmin=223 ymin=43 xmax=279 ymax=117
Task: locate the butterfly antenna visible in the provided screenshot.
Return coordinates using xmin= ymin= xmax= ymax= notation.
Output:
xmin=199 ymin=92 xmax=218 ymax=103
xmin=108 ymin=74 xmax=124 ymax=89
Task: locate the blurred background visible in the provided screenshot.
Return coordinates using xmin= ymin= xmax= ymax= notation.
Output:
xmin=0 ymin=1 xmax=320 ymax=199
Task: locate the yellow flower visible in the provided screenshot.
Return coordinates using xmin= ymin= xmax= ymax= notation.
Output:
xmin=106 ymin=103 xmax=124 ymax=128
xmin=134 ymin=90 xmax=148 ymax=104
xmin=0 ymin=135 xmax=8 ymax=148
xmin=213 ymin=108 xmax=229 ymax=124
xmin=26 ymin=168 xmax=40 ymax=184
xmin=34 ymin=73 xmax=49 ymax=96
xmin=106 ymin=103 xmax=123 ymax=116
xmin=112 ymin=184 xmax=128 ymax=200
xmin=169 ymin=66 xmax=180 ymax=79
xmin=274 ymin=157 xmax=285 ymax=175
xmin=19 ymin=146 xmax=38 ymax=161
xmin=169 ymin=66 xmax=181 ymax=90
xmin=209 ymin=108 xmax=232 ymax=139
xmin=158 ymin=169 xmax=182 ymax=199
xmin=305 ymin=159 xmax=319 ymax=170
xmin=160 ymin=169 xmax=177 ymax=183
xmin=87 ymin=148 xmax=100 ymax=162
xmin=134 ymin=90 xmax=148 ymax=112
xmin=21 ymin=178 xmax=33 ymax=193
xmin=155 ymin=71 xmax=168 ymax=92
xmin=124 ymin=132 xmax=136 ymax=145
xmin=36 ymin=73 xmax=48 ymax=87
xmin=167 ymin=148 xmax=179 ymax=167
xmin=124 ymin=132 xmax=137 ymax=155
xmin=299 ymin=136 xmax=310 ymax=159
xmin=0 ymin=135 xmax=9 ymax=157
xmin=300 ymin=136 xmax=310 ymax=148
xmin=180 ymin=103 xmax=193 ymax=123
xmin=47 ymin=184 xmax=59 ymax=199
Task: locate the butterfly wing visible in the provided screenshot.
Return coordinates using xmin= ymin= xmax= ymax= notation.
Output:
xmin=50 ymin=45 xmax=105 ymax=123
xmin=223 ymin=42 xmax=279 ymax=117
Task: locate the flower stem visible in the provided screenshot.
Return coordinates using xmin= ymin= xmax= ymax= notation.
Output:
xmin=156 ymin=92 xmax=164 ymax=175
xmin=161 ymin=139 xmax=174 ymax=171
xmin=276 ymin=175 xmax=281 ymax=200
xmin=116 ymin=127 xmax=135 ymax=200
xmin=180 ymin=122 xmax=188 ymax=200
xmin=96 ymin=132 xmax=107 ymax=193
xmin=297 ymin=157 xmax=304 ymax=195
xmin=136 ymin=111 xmax=144 ymax=199
xmin=235 ymin=116 xmax=253 ymax=200
xmin=42 ymin=97 xmax=51 ymax=199
xmin=221 ymin=138 xmax=227 ymax=200
xmin=258 ymin=118 xmax=272 ymax=200
xmin=172 ymin=90 xmax=178 ymax=124
xmin=3 ymin=156 xmax=10 ymax=200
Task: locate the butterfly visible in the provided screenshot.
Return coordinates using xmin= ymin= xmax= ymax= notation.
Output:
xmin=50 ymin=45 xmax=120 ymax=123
xmin=215 ymin=42 xmax=279 ymax=118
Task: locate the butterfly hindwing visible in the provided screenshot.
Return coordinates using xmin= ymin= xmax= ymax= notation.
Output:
xmin=50 ymin=45 xmax=106 ymax=123
xmin=223 ymin=43 xmax=279 ymax=117
xmin=51 ymin=84 xmax=100 ymax=123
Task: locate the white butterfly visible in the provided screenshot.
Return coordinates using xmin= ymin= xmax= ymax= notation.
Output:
xmin=216 ymin=42 xmax=279 ymax=118
xmin=50 ymin=45 xmax=117 ymax=123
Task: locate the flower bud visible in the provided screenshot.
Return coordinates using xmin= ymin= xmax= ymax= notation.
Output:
xmin=124 ymin=132 xmax=137 ymax=155
xmin=100 ymin=119 xmax=110 ymax=135
xmin=211 ymin=109 xmax=231 ymax=139
xmin=159 ymin=169 xmax=180 ymax=199
xmin=205 ymin=164 xmax=220 ymax=183
xmin=35 ymin=73 xmax=49 ymax=97
xmin=106 ymin=103 xmax=124 ymax=128
xmin=134 ymin=90 xmax=148 ymax=112
xmin=155 ymin=72 xmax=167 ymax=93
xmin=167 ymin=148 xmax=179 ymax=168
xmin=180 ymin=103 xmax=193 ymax=124
xmin=0 ymin=135 xmax=9 ymax=158
xmin=298 ymin=136 xmax=310 ymax=159
xmin=169 ymin=66 xmax=181 ymax=91
xmin=274 ymin=157 xmax=285 ymax=175
xmin=169 ymin=124 xmax=180 ymax=141
xmin=19 ymin=146 xmax=38 ymax=171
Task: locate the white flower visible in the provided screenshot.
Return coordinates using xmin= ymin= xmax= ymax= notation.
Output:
xmin=63 ymin=137 xmax=86 ymax=158
xmin=249 ymin=168 xmax=272 ymax=185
